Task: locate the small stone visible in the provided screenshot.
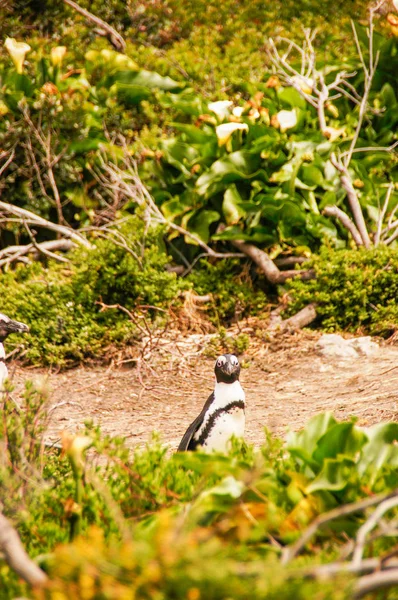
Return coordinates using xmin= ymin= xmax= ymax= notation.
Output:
xmin=315 ymin=334 xmax=379 ymax=360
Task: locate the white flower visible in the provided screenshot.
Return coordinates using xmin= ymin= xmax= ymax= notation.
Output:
xmin=208 ymin=100 xmax=233 ymax=119
xmin=50 ymin=46 xmax=67 ymax=67
xmin=232 ymin=106 xmax=244 ymax=117
xmin=216 ymin=122 xmax=248 ymax=145
xmin=291 ymin=75 xmax=314 ymax=94
xmin=276 ymin=109 xmax=297 ymax=132
xmin=4 ymin=38 xmax=31 ymax=74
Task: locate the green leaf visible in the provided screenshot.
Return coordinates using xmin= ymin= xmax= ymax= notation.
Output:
xmin=287 ymin=412 xmax=338 ymax=473
xmin=358 ymin=422 xmax=398 ymax=481
xmin=313 ymin=422 xmax=368 ymax=464
xmin=111 ymin=69 xmax=183 ymax=91
xmin=196 ymin=151 xmax=262 ymax=197
xmin=300 ymin=165 xmax=325 ymax=188
xmin=111 ymin=82 xmax=152 ymax=105
xmin=277 ymin=86 xmax=307 ymax=110
xmin=222 ymin=185 xmax=246 ymax=225
xmin=186 ymin=209 xmax=220 ymax=243
xmin=305 ymin=457 xmax=357 ymax=494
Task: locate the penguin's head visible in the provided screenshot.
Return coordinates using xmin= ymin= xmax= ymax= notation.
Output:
xmin=214 ymin=353 xmax=240 ymax=383
xmin=0 ymin=313 xmax=29 ymax=343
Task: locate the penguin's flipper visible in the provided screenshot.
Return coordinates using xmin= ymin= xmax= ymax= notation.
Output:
xmin=177 ymin=392 xmax=214 ymax=451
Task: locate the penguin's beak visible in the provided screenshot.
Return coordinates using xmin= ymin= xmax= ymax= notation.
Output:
xmin=224 ymin=360 xmax=237 ymax=375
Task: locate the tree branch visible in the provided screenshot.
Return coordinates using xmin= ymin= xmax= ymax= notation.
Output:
xmin=330 ymin=154 xmax=371 ymax=248
xmin=323 ymin=205 xmax=364 ymax=247
xmin=63 ymin=0 xmax=126 ymax=52
xmin=0 ymin=201 xmax=91 ymax=248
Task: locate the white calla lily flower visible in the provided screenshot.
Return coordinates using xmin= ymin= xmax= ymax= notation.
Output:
xmin=291 ymin=75 xmax=314 ymax=94
xmin=232 ymin=106 xmax=244 ymax=117
xmin=216 ymin=122 xmax=248 ymax=145
xmin=50 ymin=46 xmax=67 ymax=67
xmin=276 ymin=109 xmax=297 ymax=132
xmin=4 ymin=38 xmax=31 ymax=74
xmin=208 ymin=100 xmax=233 ymax=119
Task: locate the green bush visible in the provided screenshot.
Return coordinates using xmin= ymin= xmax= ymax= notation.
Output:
xmin=0 ymin=219 xmax=183 ymax=366
xmin=287 ymin=246 xmax=398 ymax=336
xmin=187 ymin=258 xmax=270 ymax=323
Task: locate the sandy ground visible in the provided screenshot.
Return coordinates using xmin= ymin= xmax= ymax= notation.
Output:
xmin=7 ymin=329 xmax=398 ymax=450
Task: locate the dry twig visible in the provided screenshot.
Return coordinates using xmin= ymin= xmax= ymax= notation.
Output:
xmin=0 ymin=513 xmax=47 ymax=587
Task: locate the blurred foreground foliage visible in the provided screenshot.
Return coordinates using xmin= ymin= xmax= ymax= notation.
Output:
xmin=1 ymin=383 xmax=398 ymax=598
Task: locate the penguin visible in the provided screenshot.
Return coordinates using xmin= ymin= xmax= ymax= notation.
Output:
xmin=0 ymin=313 xmax=29 ymax=390
xmin=177 ymin=353 xmax=245 ymax=452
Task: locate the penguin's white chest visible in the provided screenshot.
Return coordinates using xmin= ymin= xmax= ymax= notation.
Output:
xmin=202 ymin=407 xmax=245 ymax=452
xmin=200 ymin=380 xmax=246 ymax=453
xmin=0 ymin=362 xmax=8 ymax=391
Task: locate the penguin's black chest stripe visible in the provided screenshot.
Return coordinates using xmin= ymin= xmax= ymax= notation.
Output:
xmin=196 ymin=400 xmax=245 ymax=446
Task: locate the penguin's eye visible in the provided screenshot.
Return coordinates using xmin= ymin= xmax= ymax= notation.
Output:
xmin=230 ymin=355 xmax=239 ymax=366
xmin=216 ymin=356 xmax=225 ymax=367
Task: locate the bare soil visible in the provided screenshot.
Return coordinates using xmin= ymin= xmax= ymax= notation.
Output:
xmin=8 ymin=330 xmax=398 ymax=450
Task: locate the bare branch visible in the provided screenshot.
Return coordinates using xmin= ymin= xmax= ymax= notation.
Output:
xmin=63 ymin=0 xmax=126 ymax=51
xmin=281 ymin=488 xmax=398 ymax=565
xmin=0 ymin=201 xmax=92 ymax=248
xmin=231 ymin=240 xmax=314 ymax=284
xmin=352 ymin=496 xmax=398 ymax=568
xmin=374 ymin=183 xmax=394 ymax=246
xmin=0 ymin=150 xmax=15 ymax=178
xmin=0 ymin=513 xmax=47 ymax=587
xmin=330 ymin=154 xmax=371 ymax=248
xmin=354 ymin=569 xmax=398 ymax=598
xmin=323 ymin=205 xmax=364 ymax=247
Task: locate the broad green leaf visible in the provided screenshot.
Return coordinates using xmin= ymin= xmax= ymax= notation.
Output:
xmin=112 ymin=69 xmax=183 ymax=91
xmin=186 ymin=209 xmax=220 ymax=243
xmin=111 ymin=82 xmax=152 ymax=105
xmin=300 ymin=165 xmax=325 ymax=188
xmin=171 ymin=123 xmax=216 ymax=144
xmin=277 ymin=86 xmax=307 ymax=110
xmin=358 ymin=422 xmax=398 ymax=481
xmin=222 ymin=185 xmax=246 ymax=225
xmin=287 ymin=412 xmax=338 ymax=472
xmin=196 ymin=151 xmax=262 ymax=197
xmin=306 ymin=457 xmax=357 ymax=494
xmin=313 ymin=422 xmax=368 ymax=463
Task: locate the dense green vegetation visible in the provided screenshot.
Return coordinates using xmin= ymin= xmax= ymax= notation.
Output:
xmin=1 ymin=385 xmax=398 ymax=598
xmin=0 ymin=0 xmax=397 ymax=365
xmin=1 ymin=3 xmax=398 ymax=596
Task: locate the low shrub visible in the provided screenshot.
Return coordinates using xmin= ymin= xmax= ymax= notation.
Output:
xmin=0 ymin=218 xmax=183 ymax=366
xmin=287 ymin=246 xmax=398 ymax=336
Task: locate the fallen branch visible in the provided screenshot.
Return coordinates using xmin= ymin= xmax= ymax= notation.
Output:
xmin=278 ymin=303 xmax=317 ymax=331
xmin=0 ymin=239 xmax=75 ymax=267
xmin=231 ymin=240 xmax=314 ymax=284
xmin=63 ymin=0 xmax=126 ymax=52
xmin=0 ymin=201 xmax=91 ymax=249
xmin=0 ymin=513 xmax=47 ymax=587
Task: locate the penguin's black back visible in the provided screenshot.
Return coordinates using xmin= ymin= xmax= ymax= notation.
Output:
xmin=177 ymin=391 xmax=215 ymax=451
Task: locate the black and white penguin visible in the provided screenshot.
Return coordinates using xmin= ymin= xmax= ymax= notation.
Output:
xmin=177 ymin=353 xmax=245 ymax=452
xmin=0 ymin=313 xmax=29 ymax=389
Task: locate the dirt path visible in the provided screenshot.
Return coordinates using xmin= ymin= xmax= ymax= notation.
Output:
xmin=9 ymin=332 xmax=398 ymax=450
